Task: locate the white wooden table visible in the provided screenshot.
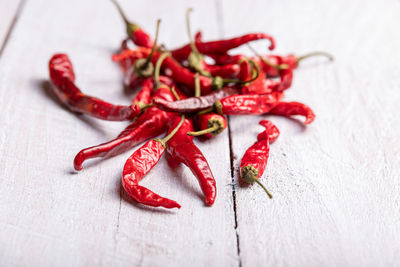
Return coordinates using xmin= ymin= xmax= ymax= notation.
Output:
xmin=0 ymin=0 xmax=399 ymax=266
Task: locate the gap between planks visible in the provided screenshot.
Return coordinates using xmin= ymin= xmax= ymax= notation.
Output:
xmin=214 ymin=0 xmax=242 ymax=266
xmin=0 ymin=0 xmax=27 ymax=59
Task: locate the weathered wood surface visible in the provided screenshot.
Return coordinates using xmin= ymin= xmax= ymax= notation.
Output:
xmin=0 ymin=0 xmax=399 ymax=266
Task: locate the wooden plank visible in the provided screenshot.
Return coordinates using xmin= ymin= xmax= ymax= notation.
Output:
xmin=0 ymin=0 xmax=24 ymax=54
xmin=222 ymin=0 xmax=400 ymax=266
xmin=0 ymin=0 xmax=237 ymax=266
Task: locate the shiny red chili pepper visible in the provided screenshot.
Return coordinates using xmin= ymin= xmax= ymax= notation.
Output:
xmin=238 ymin=59 xmax=252 ymax=81
xmin=153 ymin=86 xmax=239 ymax=113
xmin=165 ymin=116 xmax=217 ymax=205
xmin=239 ymin=120 xmax=280 ymax=198
xmin=122 ymin=114 xmax=185 ymax=209
xmin=203 ymin=92 xmax=283 ymax=115
xmin=269 ymin=101 xmax=315 ymax=124
xmin=187 ymin=113 xmax=227 ymax=139
xmin=112 ymin=47 xmax=150 ymax=71
xmin=49 ymin=54 xmax=135 ymax=121
xmin=204 ymin=64 xmax=240 ymax=78
xmin=73 ymin=87 xmax=174 ymax=171
xmin=111 ymin=0 xmax=154 ymax=48
xmin=171 ymin=33 xmax=276 ymax=62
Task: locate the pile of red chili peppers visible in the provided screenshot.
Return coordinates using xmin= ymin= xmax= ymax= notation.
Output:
xmin=48 ymin=2 xmax=333 ymax=209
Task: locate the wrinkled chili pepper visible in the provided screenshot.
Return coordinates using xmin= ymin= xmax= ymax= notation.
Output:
xmin=187 ymin=113 xmax=227 ymax=139
xmin=205 ymin=64 xmax=240 ymax=78
xmin=269 ymin=101 xmax=315 ymax=124
xmin=240 ymin=120 xmax=280 ymax=198
xmin=165 ymin=116 xmax=217 ymax=205
xmin=153 ymin=86 xmax=239 ymax=113
xmin=73 ymin=87 xmax=175 ymax=171
xmin=171 ymin=33 xmax=276 ymax=62
xmin=254 ymin=52 xmax=334 ymax=77
xmin=49 ymin=54 xmax=136 ymax=121
xmin=122 ymin=114 xmax=185 ymax=209
xmin=123 ymin=19 xmax=161 ymax=90
xmin=199 ymin=92 xmax=283 ymax=116
xmin=111 ymin=0 xmax=154 ymax=48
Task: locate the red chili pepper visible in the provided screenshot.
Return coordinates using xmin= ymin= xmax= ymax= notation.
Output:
xmin=165 ymin=116 xmax=217 ymax=205
xmin=209 ymin=54 xmax=246 ymax=65
xmin=204 ymin=64 xmax=240 ymax=78
xmin=111 ymin=0 xmax=154 ymax=48
xmin=122 ymin=114 xmax=184 ymax=209
xmin=239 ymin=120 xmax=280 ymax=198
xmin=171 ymin=33 xmax=276 ymax=62
xmin=49 ymin=54 xmax=135 ymax=121
xmin=153 ymin=86 xmax=239 ymax=113
xmin=237 ymin=59 xmax=252 ymax=81
xmin=187 ymin=113 xmax=227 ymax=139
xmin=73 ymin=87 xmax=175 ymax=171
xmin=201 ymin=92 xmax=283 ymax=116
xmin=112 ymin=47 xmax=150 ymax=71
xmin=241 ymin=67 xmax=293 ymax=94
xmin=255 ymin=51 xmax=334 ymax=77
xmin=269 ymin=101 xmax=315 ymax=124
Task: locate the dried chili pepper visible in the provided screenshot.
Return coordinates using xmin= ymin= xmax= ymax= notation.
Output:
xmin=49 ymin=54 xmax=136 ymax=121
xmin=199 ymin=92 xmax=283 ymax=116
xmin=123 ymin=19 xmax=161 ymax=89
xmin=171 ymin=33 xmax=276 ymax=62
xmin=255 ymin=52 xmax=333 ymax=77
xmin=240 ymin=120 xmax=280 ymax=198
xmin=187 ymin=113 xmax=227 ymax=139
xmin=165 ymin=116 xmax=217 ymax=205
xmin=73 ymin=86 xmax=175 ymax=171
xmin=122 ymin=114 xmax=185 ymax=209
xmin=204 ymin=64 xmax=240 ymax=78
xmin=269 ymin=101 xmax=315 ymax=124
xmin=153 ymin=86 xmax=239 ymax=113
xmin=111 ymin=0 xmax=154 ymax=48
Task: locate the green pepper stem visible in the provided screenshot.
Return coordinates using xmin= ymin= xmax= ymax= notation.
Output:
xmin=111 ymin=0 xmax=130 ymax=26
xmin=154 ymin=52 xmax=169 ymax=89
xmin=187 ymin=124 xmax=219 ymax=136
xmin=197 ymin=106 xmax=214 ymax=116
xmin=161 ymin=115 xmax=185 ymax=144
xmin=171 ymin=86 xmax=180 ymax=100
xmin=254 ymin=179 xmax=273 ymax=199
xmin=296 ymin=51 xmax=334 ymax=64
xmin=194 ymin=73 xmax=201 ymax=97
xmin=144 ymin=19 xmax=161 ymax=67
xmin=186 ymin=8 xmax=199 ymax=54
xmin=247 ymin=43 xmax=288 ymax=71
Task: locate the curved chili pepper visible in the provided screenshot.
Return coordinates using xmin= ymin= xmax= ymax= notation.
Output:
xmin=187 ymin=113 xmax=227 ymax=139
xmin=122 ymin=114 xmax=184 ymax=209
xmin=153 ymin=86 xmax=239 ymax=113
xmin=171 ymin=33 xmax=276 ymax=62
xmin=257 ymin=120 xmax=280 ymax=143
xmin=201 ymin=92 xmax=283 ymax=116
xmin=269 ymin=101 xmax=315 ymax=124
xmin=111 ymin=0 xmax=153 ymax=48
xmin=239 ymin=120 xmax=280 ymax=198
xmin=165 ymin=116 xmax=217 ymax=206
xmin=49 ymin=54 xmax=135 ymax=121
xmin=73 ymin=87 xmax=174 ymax=171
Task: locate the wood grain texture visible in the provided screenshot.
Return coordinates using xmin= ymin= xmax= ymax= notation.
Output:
xmin=221 ymin=0 xmax=400 ymax=266
xmin=0 ymin=0 xmax=237 ymax=266
xmin=0 ymin=0 xmax=399 ymax=266
xmin=0 ymin=0 xmax=24 ymax=55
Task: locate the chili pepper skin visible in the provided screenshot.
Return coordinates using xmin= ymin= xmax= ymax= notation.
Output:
xmin=112 ymin=47 xmax=151 ymax=71
xmin=190 ymin=113 xmax=227 ymax=139
xmin=269 ymin=101 xmax=315 ymax=124
xmin=122 ymin=140 xmax=180 ymax=209
xmin=204 ymin=64 xmax=240 ymax=78
xmin=153 ymin=86 xmax=239 ymax=113
xmin=171 ymin=33 xmax=276 ymax=61
xmin=210 ymin=54 xmax=246 ymax=65
xmin=73 ymin=88 xmax=175 ymax=171
xmin=257 ymin=120 xmax=280 ymax=143
xmin=49 ymin=54 xmax=135 ymax=121
xmin=166 ymin=117 xmax=217 ymax=206
xmin=239 ymin=120 xmax=279 ymax=198
xmin=238 ymin=60 xmax=252 ymax=81
xmin=214 ymin=92 xmax=283 ymax=115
